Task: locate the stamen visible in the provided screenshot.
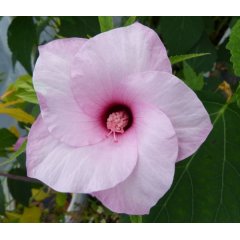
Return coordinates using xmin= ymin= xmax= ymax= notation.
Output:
xmin=106 ymin=110 xmax=129 ymax=142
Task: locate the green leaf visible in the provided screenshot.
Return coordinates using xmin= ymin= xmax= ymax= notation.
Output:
xmin=124 ymin=16 xmax=136 ymax=26
xmin=232 ymin=82 xmax=240 ymax=108
xmin=3 ymin=75 xmax=38 ymax=104
xmin=130 ymin=215 xmax=142 ymax=223
xmin=188 ymin=33 xmax=217 ymax=73
xmin=217 ymin=38 xmax=231 ymax=63
xmin=7 ymin=168 xmax=32 ymax=206
xmin=159 ymin=17 xmax=204 ymax=55
xmin=15 ymin=89 xmax=38 ymax=104
xmin=58 ymin=17 xmax=100 ymax=38
xmin=0 ymin=180 xmax=5 ymax=215
xmin=56 ymin=193 xmax=67 ymax=208
xmin=98 ymin=16 xmax=114 ymax=32
xmin=170 ymin=53 xmax=210 ymax=65
xmin=226 ymin=19 xmax=240 ymax=77
xmin=8 ymin=17 xmax=37 ymax=74
xmin=0 ymin=128 xmax=17 ymax=149
xmin=14 ymin=75 xmax=38 ymax=104
xmin=144 ymin=95 xmax=240 ymax=222
xmin=183 ymin=62 xmax=204 ymax=91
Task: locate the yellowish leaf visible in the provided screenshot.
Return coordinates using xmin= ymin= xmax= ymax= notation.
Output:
xmin=0 ymin=107 xmax=34 ymax=124
xmin=0 ymin=99 xmax=24 ymax=108
xmin=6 ymin=212 xmax=21 ymax=222
xmin=217 ymin=80 xmax=233 ymax=102
xmin=19 ymin=206 xmax=42 ymax=223
xmin=32 ymin=188 xmax=49 ymax=202
xmin=0 ymin=89 xmax=15 ymax=100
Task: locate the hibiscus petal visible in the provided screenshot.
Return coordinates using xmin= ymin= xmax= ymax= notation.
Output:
xmin=125 ymin=71 xmax=213 ymax=161
xmin=26 ymin=116 xmax=137 ymax=192
xmin=70 ymin=23 xmax=171 ymax=116
xmin=92 ymin=105 xmax=178 ymax=215
xmin=33 ymin=38 xmax=107 ymax=147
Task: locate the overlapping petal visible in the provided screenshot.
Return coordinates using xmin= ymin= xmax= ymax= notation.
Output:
xmin=27 ymin=116 xmax=138 ymax=193
xmin=33 ymin=38 xmax=108 ymax=147
xmin=70 ymin=23 xmax=171 ymax=116
xmin=93 ymin=104 xmax=178 ymax=215
xmin=126 ymin=71 xmax=213 ymax=161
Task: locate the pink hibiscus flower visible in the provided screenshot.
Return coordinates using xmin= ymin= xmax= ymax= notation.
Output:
xmin=26 ymin=23 xmax=212 ymax=215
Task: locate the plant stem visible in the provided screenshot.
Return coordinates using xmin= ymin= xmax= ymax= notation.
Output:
xmin=0 ymin=172 xmax=41 ymax=184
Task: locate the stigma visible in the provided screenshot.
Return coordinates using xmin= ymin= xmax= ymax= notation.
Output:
xmin=106 ymin=110 xmax=129 ymax=142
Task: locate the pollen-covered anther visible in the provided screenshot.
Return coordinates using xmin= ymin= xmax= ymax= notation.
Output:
xmin=106 ymin=110 xmax=129 ymax=142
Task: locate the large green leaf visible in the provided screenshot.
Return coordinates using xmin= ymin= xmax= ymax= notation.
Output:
xmin=188 ymin=34 xmax=217 ymax=73
xmin=0 ymin=128 xmax=17 ymax=149
xmin=8 ymin=17 xmax=37 ymax=74
xmin=98 ymin=16 xmax=114 ymax=32
xmin=183 ymin=62 xmax=204 ymax=91
xmin=7 ymin=168 xmax=32 ymax=206
xmin=226 ymin=19 xmax=240 ymax=77
xmin=159 ymin=17 xmax=204 ymax=55
xmin=143 ymin=95 xmax=240 ymax=222
xmin=58 ymin=17 xmax=100 ymax=38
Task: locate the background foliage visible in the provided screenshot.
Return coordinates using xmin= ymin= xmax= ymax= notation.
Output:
xmin=0 ymin=16 xmax=240 ymax=223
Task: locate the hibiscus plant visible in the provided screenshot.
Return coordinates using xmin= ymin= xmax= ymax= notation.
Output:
xmin=0 ymin=16 xmax=240 ymax=223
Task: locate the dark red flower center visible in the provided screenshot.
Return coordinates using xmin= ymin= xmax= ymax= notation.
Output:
xmin=102 ymin=104 xmax=133 ymax=142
